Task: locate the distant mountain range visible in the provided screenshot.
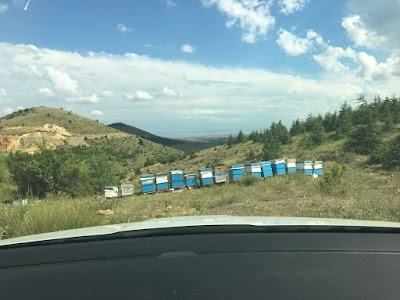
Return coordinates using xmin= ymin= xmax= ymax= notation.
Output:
xmin=108 ymin=122 xmax=227 ymax=151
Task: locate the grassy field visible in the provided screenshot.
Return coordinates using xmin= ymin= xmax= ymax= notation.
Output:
xmin=1 ymin=165 xmax=399 ymax=240
xmin=0 ymin=107 xmax=118 ymax=135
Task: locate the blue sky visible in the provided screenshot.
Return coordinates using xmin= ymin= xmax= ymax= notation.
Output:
xmin=0 ymin=0 xmax=399 ymax=135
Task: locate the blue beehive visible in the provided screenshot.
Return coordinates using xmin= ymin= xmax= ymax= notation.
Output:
xmin=155 ymin=173 xmax=169 ymax=191
xmin=198 ymin=168 xmax=214 ymax=186
xmin=184 ymin=172 xmax=198 ymax=187
xmin=313 ymin=161 xmax=323 ymax=175
xmin=245 ymin=163 xmax=262 ymax=178
xmin=296 ymin=161 xmax=313 ymax=175
xmin=272 ymin=159 xmax=286 ymax=176
xmin=261 ymin=161 xmax=273 ymax=178
xmin=286 ymin=159 xmax=296 ymax=174
xmin=140 ymin=174 xmax=155 ymax=193
xmin=170 ymin=170 xmax=184 ymax=188
xmin=229 ymin=165 xmax=244 ymax=182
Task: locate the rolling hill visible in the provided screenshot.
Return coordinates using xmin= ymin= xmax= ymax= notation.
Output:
xmin=0 ymin=107 xmax=183 ymax=176
xmin=108 ymin=122 xmax=227 ymax=151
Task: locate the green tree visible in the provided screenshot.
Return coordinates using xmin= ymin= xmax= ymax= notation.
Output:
xmin=336 ymin=102 xmax=353 ymax=137
xmin=236 ymin=130 xmax=245 ymax=143
xmin=345 ymin=101 xmax=382 ymax=155
xmin=262 ymin=137 xmax=281 ymax=161
xmin=289 ymin=119 xmax=305 ymax=136
xmin=383 ymin=135 xmax=400 ymax=169
xmin=323 ymin=111 xmax=337 ymax=132
xmin=227 ymin=134 xmax=234 ymax=147
xmin=58 ymin=163 xmax=94 ymax=197
xmin=248 ymin=130 xmax=261 ymax=142
xmin=382 ymin=105 xmax=394 ymax=132
xmin=270 ymin=121 xmax=290 ymax=145
xmin=85 ymin=155 xmax=118 ymax=192
xmin=309 ymin=121 xmax=326 ymax=146
xmin=247 ymin=149 xmax=256 ymax=161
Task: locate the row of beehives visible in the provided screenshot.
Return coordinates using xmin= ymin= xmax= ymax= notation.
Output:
xmin=139 ymin=159 xmax=323 ymax=194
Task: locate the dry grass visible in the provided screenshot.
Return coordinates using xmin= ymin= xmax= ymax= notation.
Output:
xmin=1 ymin=167 xmax=400 ymax=240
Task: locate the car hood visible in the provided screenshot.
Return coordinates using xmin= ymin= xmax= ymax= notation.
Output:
xmin=2 ymin=215 xmax=400 ymax=247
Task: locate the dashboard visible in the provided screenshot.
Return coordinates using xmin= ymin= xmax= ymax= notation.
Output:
xmin=1 ymin=227 xmax=400 ymax=299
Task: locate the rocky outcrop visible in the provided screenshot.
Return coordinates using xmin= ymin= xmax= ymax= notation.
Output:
xmin=0 ymin=136 xmax=21 ymax=152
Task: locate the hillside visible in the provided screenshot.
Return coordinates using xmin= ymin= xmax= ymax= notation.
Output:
xmin=109 ymin=122 xmax=226 ymax=151
xmin=141 ymin=134 xmax=343 ymax=175
xmin=0 ymin=107 xmax=183 ymax=182
xmin=0 ymin=107 xmax=124 ymax=153
xmin=1 ymin=98 xmax=400 ymax=239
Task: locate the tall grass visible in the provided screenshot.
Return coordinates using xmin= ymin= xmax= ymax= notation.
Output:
xmin=1 ymin=168 xmax=400 ymax=240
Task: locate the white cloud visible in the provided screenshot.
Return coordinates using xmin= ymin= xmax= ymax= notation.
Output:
xmin=0 ymin=3 xmax=9 ymax=13
xmin=356 ymin=52 xmax=400 ymax=81
xmin=116 ymin=23 xmax=132 ymax=33
xmin=313 ymin=46 xmax=357 ymax=73
xmin=276 ymin=29 xmax=312 ymax=56
xmin=47 ymin=66 xmax=79 ymax=94
xmin=1 ymin=41 xmax=399 ymax=134
xmin=181 ymin=44 xmax=195 ymax=53
xmin=90 ymin=110 xmax=104 ymax=116
xmin=35 ymin=87 xmax=55 ymax=97
xmin=17 ymin=106 xmax=24 ymax=110
xmin=344 ymin=1 xmax=400 ymax=52
xmin=127 ymin=90 xmax=153 ymax=101
xmin=341 ymin=15 xmax=386 ymax=50
xmin=102 ymin=90 xmax=114 ymax=97
xmin=165 ymin=0 xmax=177 ymax=6
xmin=0 ymin=87 xmax=6 ymax=97
xmin=163 ymin=86 xmax=177 ymax=96
xmin=2 ymin=107 xmax=14 ymax=116
xmin=66 ymin=94 xmax=99 ymax=103
xmin=279 ymin=0 xmax=309 ymax=15
xmin=201 ymin=0 xmax=275 ymax=43
xmin=356 ymin=52 xmax=377 ymax=78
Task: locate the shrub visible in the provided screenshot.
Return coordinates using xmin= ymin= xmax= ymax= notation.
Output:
xmin=240 ymin=175 xmax=257 ymax=186
xmin=319 ymin=164 xmax=347 ymax=194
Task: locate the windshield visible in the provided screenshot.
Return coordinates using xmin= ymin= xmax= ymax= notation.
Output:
xmin=0 ymin=0 xmax=399 ymax=240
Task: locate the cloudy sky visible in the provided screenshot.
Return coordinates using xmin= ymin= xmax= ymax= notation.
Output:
xmin=0 ymin=0 xmax=399 ymax=135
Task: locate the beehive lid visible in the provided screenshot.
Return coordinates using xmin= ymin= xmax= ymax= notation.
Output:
xmin=170 ymin=170 xmax=183 ymax=175
xmin=184 ymin=172 xmax=197 ymax=177
xmin=140 ymin=174 xmax=154 ymax=181
xmin=230 ymin=165 xmax=244 ymax=170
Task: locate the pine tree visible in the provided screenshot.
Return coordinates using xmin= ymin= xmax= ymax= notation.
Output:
xmin=262 ymin=130 xmax=281 ymax=160
xmin=248 ymin=130 xmax=261 ymax=142
xmin=345 ymin=100 xmax=382 ymax=155
xmin=262 ymin=137 xmax=281 ymax=161
xmin=323 ymin=111 xmax=337 ymax=132
xmin=383 ymin=135 xmax=400 ymax=169
xmin=236 ymin=130 xmax=245 ymax=143
xmin=270 ymin=121 xmax=290 ymax=144
xmin=383 ymin=105 xmax=394 ymax=132
xmin=336 ymin=102 xmax=353 ymax=137
xmin=310 ymin=120 xmax=326 ymax=145
xmin=289 ymin=119 xmax=305 ymax=136
xmin=227 ymin=134 xmax=234 ymax=148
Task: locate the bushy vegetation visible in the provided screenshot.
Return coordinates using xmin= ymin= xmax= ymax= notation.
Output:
xmin=319 ymin=164 xmax=347 ymax=194
xmin=6 ymin=148 xmax=119 ymax=198
xmin=230 ymin=94 xmax=400 ymax=170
